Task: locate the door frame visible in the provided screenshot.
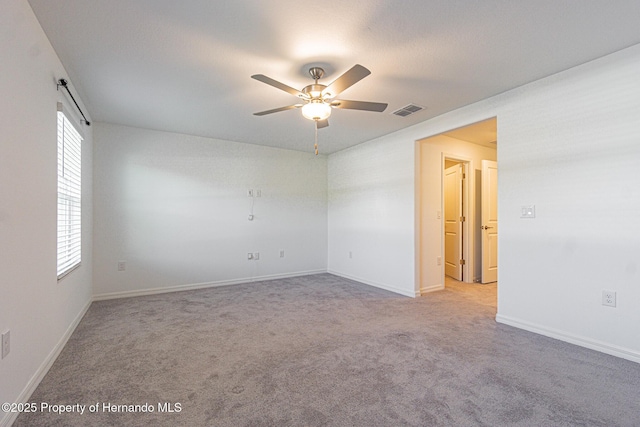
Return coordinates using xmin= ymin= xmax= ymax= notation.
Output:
xmin=441 ymin=153 xmax=472 ymax=285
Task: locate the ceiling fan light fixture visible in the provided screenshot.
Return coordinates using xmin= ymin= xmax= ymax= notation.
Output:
xmin=302 ymin=101 xmax=331 ymax=121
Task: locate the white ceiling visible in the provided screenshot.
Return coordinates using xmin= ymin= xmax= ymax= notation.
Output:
xmin=28 ymin=0 xmax=640 ymax=154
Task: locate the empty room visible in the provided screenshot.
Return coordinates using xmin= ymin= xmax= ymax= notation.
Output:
xmin=2 ymin=1 xmax=640 ymax=426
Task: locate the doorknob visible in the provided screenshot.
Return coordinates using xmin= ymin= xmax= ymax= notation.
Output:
xmin=482 ymin=225 xmax=493 ymax=230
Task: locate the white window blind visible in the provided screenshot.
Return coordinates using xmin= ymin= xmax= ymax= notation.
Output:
xmin=57 ymin=109 xmax=82 ymax=279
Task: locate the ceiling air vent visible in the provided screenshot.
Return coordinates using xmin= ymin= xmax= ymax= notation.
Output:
xmin=392 ymin=103 xmax=425 ymax=117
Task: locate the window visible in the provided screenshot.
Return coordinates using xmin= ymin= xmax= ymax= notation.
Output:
xmin=57 ymin=107 xmax=83 ymax=279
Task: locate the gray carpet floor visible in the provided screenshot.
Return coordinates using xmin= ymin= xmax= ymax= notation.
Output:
xmin=14 ymin=273 xmax=640 ymax=426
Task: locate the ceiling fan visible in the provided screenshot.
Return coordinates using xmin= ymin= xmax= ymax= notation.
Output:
xmin=251 ymin=64 xmax=388 ymax=129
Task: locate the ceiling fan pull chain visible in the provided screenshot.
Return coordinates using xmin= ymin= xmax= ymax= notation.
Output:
xmin=314 ymin=120 xmax=319 ymax=155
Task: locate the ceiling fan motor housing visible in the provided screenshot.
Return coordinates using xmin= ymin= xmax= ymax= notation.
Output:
xmin=302 ymin=84 xmax=328 ymax=99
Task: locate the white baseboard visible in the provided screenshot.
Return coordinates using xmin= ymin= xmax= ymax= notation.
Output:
xmin=496 ymin=314 xmax=640 ymax=364
xmin=0 ymin=299 xmax=92 ymax=427
xmin=420 ymin=283 xmax=444 ymax=294
xmin=93 ymin=269 xmax=327 ymax=301
xmin=327 ymin=270 xmax=417 ymax=297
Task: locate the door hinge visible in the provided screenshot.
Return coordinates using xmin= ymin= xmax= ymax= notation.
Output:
xmin=460 ymin=216 xmax=465 ymax=222
xmin=460 ymin=259 xmax=466 ymax=265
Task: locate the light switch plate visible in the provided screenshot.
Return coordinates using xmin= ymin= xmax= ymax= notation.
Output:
xmin=521 ymin=205 xmax=535 ymax=218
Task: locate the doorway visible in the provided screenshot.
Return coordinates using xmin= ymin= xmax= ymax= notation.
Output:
xmin=417 ymin=117 xmax=497 ymax=294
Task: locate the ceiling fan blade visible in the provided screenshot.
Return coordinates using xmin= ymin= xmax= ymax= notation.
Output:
xmin=253 ymin=104 xmax=303 ymax=116
xmin=251 ymin=74 xmax=307 ymax=98
xmin=322 ymin=64 xmax=371 ymax=98
xmin=330 ymin=99 xmax=388 ymax=112
xmin=316 ymin=119 xmax=329 ymax=129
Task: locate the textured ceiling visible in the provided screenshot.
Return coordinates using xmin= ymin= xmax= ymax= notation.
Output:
xmin=27 ymin=0 xmax=640 ymax=154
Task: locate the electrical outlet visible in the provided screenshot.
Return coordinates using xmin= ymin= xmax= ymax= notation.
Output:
xmin=256 ymin=189 xmax=261 ymax=197
xmin=349 ymin=251 xmax=353 ymax=259
xmin=437 ymin=256 xmax=442 ymax=266
xmin=2 ymin=330 xmax=10 ymax=359
xmin=280 ymin=250 xmax=285 ymax=258
xmin=247 ymin=189 xmax=254 ymax=197
xmin=247 ymin=253 xmax=253 ymax=260
xmin=117 ymin=261 xmax=126 ymax=271
xmin=254 ymin=252 xmax=260 ymax=260
xmin=602 ymin=290 xmax=616 ymax=307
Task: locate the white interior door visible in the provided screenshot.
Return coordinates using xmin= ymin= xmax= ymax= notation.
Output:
xmin=481 ymin=160 xmax=498 ymax=283
xmin=444 ymin=164 xmax=462 ymax=281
